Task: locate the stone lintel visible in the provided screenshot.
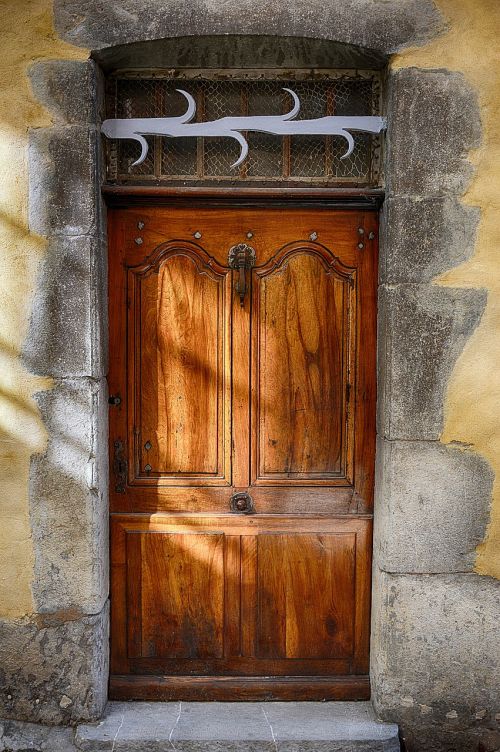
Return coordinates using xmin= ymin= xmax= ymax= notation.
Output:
xmin=53 ymin=0 xmax=443 ymax=53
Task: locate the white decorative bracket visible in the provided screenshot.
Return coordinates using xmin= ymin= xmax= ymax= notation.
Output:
xmin=102 ymin=88 xmax=386 ymax=169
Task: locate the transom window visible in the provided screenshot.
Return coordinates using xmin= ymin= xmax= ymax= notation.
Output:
xmin=105 ymin=70 xmax=383 ymax=187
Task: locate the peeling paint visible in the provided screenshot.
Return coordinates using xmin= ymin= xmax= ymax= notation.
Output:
xmin=392 ymin=0 xmax=500 ymax=579
xmin=0 ymin=0 xmax=87 ymax=616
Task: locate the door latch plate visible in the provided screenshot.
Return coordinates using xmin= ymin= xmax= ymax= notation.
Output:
xmin=230 ymin=491 xmax=255 ymax=514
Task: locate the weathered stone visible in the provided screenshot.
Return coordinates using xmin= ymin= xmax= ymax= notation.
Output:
xmin=22 ymin=236 xmax=107 ymax=379
xmin=374 ymin=438 xmax=493 ymax=573
xmin=387 ymin=68 xmax=482 ymax=197
xmin=259 ymin=702 xmax=399 ymax=751
xmin=377 ymin=284 xmax=487 ymax=440
xmin=54 ymin=0 xmax=443 ymax=53
xmin=371 ymin=572 xmax=500 ymax=751
xmin=76 ymin=701 xmax=400 ymax=751
xmin=0 ymin=719 xmax=77 ymax=751
xmin=0 ymin=605 xmax=109 ymax=725
xmin=94 ymin=35 xmax=387 ymax=73
xmin=30 ymin=378 xmax=108 ymax=614
xmin=400 ymin=726 xmax=497 ymax=752
xmin=29 ymin=126 xmax=99 ymax=237
xmin=372 ymin=567 xmax=500 ymax=731
xmin=478 ymin=731 xmax=500 ymax=752
xmin=380 ymin=197 xmax=480 ymax=284
xmin=28 ymin=60 xmax=103 ymax=126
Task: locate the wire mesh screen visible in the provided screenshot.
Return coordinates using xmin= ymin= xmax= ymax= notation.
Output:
xmin=106 ymin=72 xmax=382 ymax=186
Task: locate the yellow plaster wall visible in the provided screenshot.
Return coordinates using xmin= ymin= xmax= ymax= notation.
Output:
xmin=393 ymin=0 xmax=500 ymax=578
xmin=0 ymin=0 xmax=87 ymax=617
xmin=0 ymin=0 xmax=498 ymax=620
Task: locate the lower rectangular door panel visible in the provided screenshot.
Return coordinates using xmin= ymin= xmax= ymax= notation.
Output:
xmin=110 ymin=515 xmax=372 ymax=699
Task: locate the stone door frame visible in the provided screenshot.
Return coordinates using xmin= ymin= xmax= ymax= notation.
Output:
xmin=18 ymin=17 xmax=494 ymax=743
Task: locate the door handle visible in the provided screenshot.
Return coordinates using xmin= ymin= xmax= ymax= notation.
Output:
xmin=228 ymin=243 xmax=256 ymax=306
xmin=230 ymin=492 xmax=255 ymax=514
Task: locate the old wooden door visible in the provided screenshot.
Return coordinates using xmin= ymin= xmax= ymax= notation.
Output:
xmin=108 ymin=202 xmax=377 ymax=700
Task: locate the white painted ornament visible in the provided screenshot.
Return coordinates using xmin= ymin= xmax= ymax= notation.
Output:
xmin=102 ymin=88 xmax=386 ymax=169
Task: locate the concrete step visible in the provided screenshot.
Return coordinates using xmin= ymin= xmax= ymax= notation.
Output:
xmin=76 ymin=701 xmax=400 ymax=751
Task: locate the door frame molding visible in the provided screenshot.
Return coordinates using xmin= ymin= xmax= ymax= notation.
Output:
xmin=20 ymin=27 xmax=489 ymax=730
xmin=102 ymin=184 xmax=384 ymax=210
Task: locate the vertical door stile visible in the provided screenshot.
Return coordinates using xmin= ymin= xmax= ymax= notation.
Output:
xmin=109 ymin=211 xmax=128 ymax=510
xmin=224 ymin=533 xmax=242 ymax=658
xmin=250 ymin=264 xmax=259 ymax=489
xmin=230 ymin=251 xmax=254 ymax=658
xmin=231 ymin=265 xmax=252 ymax=490
xmin=240 ymin=534 xmax=257 ymax=657
xmin=222 ymin=269 xmax=234 ymax=486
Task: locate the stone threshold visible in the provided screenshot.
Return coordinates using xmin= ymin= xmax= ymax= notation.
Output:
xmin=0 ymin=702 xmax=400 ymax=751
xmin=75 ymin=701 xmax=400 ymax=751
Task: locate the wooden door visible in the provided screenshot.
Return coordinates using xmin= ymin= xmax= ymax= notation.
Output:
xmin=108 ymin=202 xmax=377 ymax=701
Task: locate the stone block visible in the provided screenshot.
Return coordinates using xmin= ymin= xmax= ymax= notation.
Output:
xmin=380 ymin=197 xmax=480 ymax=284
xmin=29 ymin=60 xmax=103 ymax=125
xmin=0 ymin=719 xmax=77 ymax=751
xmin=23 ymin=236 xmax=107 ymax=379
xmin=76 ymin=701 xmax=400 ymax=751
xmin=53 ymin=0 xmax=443 ymax=53
xmin=0 ymin=604 xmax=108 ymax=725
xmin=400 ymin=726 xmax=499 ymax=752
xmin=29 ymin=126 xmax=99 ymax=237
xmin=377 ymin=284 xmax=486 ymax=440
xmin=30 ymin=378 xmax=108 ymax=615
xmin=374 ymin=438 xmax=493 ymax=573
xmin=95 ymin=36 xmax=387 ymax=73
xmin=387 ymin=68 xmax=482 ymax=197
xmin=371 ymin=571 xmax=500 ymax=751
xmin=478 ymin=731 xmax=500 ymax=752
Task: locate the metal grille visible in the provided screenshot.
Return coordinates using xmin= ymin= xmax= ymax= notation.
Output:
xmin=105 ymin=71 xmax=383 ymax=186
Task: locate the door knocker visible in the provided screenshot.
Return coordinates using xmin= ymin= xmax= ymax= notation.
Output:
xmin=228 ymin=243 xmax=256 ymax=306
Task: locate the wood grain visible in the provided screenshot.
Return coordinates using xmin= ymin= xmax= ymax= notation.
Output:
xmin=108 ymin=202 xmax=378 ymax=700
xmin=111 ymin=515 xmax=372 ymax=682
xmin=253 ymin=247 xmax=355 ymax=483
xmin=127 ymin=531 xmax=225 ymax=660
xmin=257 ymin=533 xmax=356 ymax=659
xmin=137 ymin=254 xmax=221 ymax=475
xmin=110 ymin=674 xmax=370 ymax=701
xmin=127 ymin=243 xmax=231 ymax=486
